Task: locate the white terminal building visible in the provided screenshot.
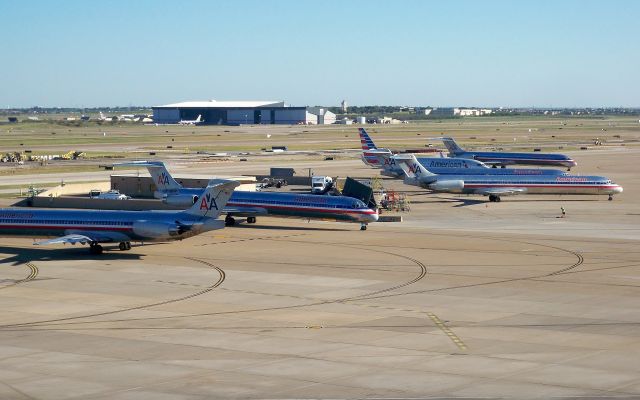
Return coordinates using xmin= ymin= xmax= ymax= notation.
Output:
xmin=418 ymin=107 xmax=493 ymax=117
xmin=152 ymin=100 xmax=335 ymax=125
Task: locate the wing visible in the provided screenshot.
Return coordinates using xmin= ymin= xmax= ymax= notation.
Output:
xmin=33 ymin=232 xmax=121 ymax=246
xmin=476 ymin=187 xmax=527 ymax=196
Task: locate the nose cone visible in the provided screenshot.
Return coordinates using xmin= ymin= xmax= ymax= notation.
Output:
xmin=613 ymin=185 xmax=623 ymax=194
xmin=566 ymin=159 xmax=577 ymax=167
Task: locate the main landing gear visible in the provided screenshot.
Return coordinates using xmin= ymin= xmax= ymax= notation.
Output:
xmin=89 ymin=242 xmax=103 ymax=255
xmin=360 ymin=223 xmax=368 ymax=231
xmin=118 ymin=242 xmax=132 ymax=251
xmin=225 ymin=216 xmax=257 ymax=226
xmin=488 ymin=194 xmax=501 ymax=202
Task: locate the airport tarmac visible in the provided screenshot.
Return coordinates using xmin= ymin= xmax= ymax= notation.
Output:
xmin=1 ymin=216 xmax=640 ymax=399
xmin=1 ymin=127 xmax=640 ymax=399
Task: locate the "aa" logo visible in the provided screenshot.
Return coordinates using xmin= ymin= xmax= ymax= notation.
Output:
xmin=408 ymin=163 xmax=421 ymax=175
xmin=157 ymin=173 xmax=170 ymax=186
xmin=199 ymin=193 xmax=219 ymax=210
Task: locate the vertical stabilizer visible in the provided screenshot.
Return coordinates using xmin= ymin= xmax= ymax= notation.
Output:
xmin=441 ymin=137 xmax=465 ymax=155
xmin=183 ymin=180 xmax=239 ymax=219
xmin=112 ymin=161 xmax=183 ymax=193
xmin=358 ymin=128 xmax=378 ymax=150
xmin=393 ymin=154 xmax=436 ymax=178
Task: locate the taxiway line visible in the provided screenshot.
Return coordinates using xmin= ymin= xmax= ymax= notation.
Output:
xmin=426 ymin=312 xmax=468 ymax=351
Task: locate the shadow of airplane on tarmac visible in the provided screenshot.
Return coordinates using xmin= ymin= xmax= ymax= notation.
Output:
xmin=230 ymin=222 xmax=355 ymax=232
xmin=0 ymin=244 xmax=145 ymax=265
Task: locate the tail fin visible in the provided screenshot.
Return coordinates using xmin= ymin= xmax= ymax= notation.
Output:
xmin=183 ymin=180 xmax=239 ymax=219
xmin=358 ymin=128 xmax=378 ymax=150
xmin=195 ymin=114 xmax=202 ymax=123
xmin=393 ymin=154 xmax=435 ymax=178
xmin=441 ymin=137 xmax=465 ymax=155
xmin=113 ymin=161 xmax=182 ymax=192
xmin=365 ymin=149 xmax=404 ymax=176
xmin=362 ymin=148 xmax=391 ymax=168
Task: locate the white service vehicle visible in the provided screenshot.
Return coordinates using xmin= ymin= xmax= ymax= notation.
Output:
xmin=89 ymin=189 xmax=131 ymax=200
xmin=311 ymin=176 xmax=333 ymax=194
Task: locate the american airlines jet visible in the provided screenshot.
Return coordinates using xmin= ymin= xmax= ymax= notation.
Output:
xmin=359 ymin=128 xmax=566 ymax=177
xmin=114 ymin=161 xmax=378 ymax=230
xmin=393 ymin=154 xmax=622 ymax=202
xmin=0 ymin=181 xmax=238 ymax=254
xmin=437 ymin=137 xmax=577 ymax=170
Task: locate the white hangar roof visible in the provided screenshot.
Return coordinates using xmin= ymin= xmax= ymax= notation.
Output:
xmin=154 ymin=100 xmax=287 ymax=108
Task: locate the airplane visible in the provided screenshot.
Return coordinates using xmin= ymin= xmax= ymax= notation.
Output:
xmin=392 ymin=154 xmax=622 ymax=202
xmin=99 ymin=111 xmax=117 ymax=122
xmin=436 ymin=137 xmax=577 ymax=170
xmin=179 ymin=114 xmax=203 ymax=125
xmin=113 ymin=161 xmax=379 ymax=230
xmin=0 ymin=181 xmax=238 ymax=254
xmin=359 ymin=128 xmax=567 ymax=177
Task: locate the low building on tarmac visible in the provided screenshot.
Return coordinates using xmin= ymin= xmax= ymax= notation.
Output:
xmin=153 ymin=100 xmax=335 ymax=125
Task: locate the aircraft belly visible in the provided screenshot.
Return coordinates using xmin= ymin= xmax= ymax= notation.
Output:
xmin=266 ymin=208 xmax=356 ymax=222
xmin=523 ymin=186 xmax=603 ymax=195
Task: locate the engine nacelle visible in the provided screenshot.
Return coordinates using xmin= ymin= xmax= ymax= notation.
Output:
xmin=162 ymin=194 xmax=199 ymax=207
xmin=132 ymin=221 xmax=181 ymax=239
xmin=428 ymin=180 xmax=465 ymax=191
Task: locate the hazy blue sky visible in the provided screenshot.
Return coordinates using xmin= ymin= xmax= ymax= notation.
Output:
xmin=1 ymin=0 xmax=638 ymax=107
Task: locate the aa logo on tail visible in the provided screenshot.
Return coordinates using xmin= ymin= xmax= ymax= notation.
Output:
xmin=157 ymin=173 xmax=170 ymax=186
xmin=409 ymin=163 xmax=422 ymax=175
xmin=199 ymin=192 xmax=219 ymax=210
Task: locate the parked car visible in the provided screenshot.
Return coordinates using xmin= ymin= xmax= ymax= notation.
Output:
xmin=89 ymin=189 xmax=130 ymax=200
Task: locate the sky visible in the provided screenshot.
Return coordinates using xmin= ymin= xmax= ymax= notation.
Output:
xmin=1 ymin=0 xmax=639 ymax=108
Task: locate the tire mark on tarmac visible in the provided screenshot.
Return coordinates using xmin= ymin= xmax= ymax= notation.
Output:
xmin=0 ymin=235 xmax=589 ymax=335
xmin=0 ymin=262 xmax=38 ymax=290
xmin=0 ymin=257 xmax=224 ymax=328
xmin=0 ymin=243 xmax=428 ymax=329
xmin=329 ymin=237 xmax=587 ymax=301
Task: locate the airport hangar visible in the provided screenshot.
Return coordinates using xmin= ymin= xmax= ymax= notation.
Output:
xmin=152 ymin=100 xmax=336 ymax=125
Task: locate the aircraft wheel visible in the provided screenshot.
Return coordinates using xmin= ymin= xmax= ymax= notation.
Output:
xmin=225 ymin=216 xmax=236 ymax=227
xmin=608 ymin=195 xmax=613 ymax=201
xmin=247 ymin=216 xmax=257 ymax=224
xmin=90 ymin=244 xmax=103 ymax=255
xmin=119 ymin=242 xmax=127 ymax=251
xmin=489 ymin=195 xmax=497 ymax=202
xmin=125 ymin=242 xmax=131 ymax=250
xmin=360 ymin=224 xmax=367 ymax=231
xmin=496 ymin=196 xmax=501 ymax=202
